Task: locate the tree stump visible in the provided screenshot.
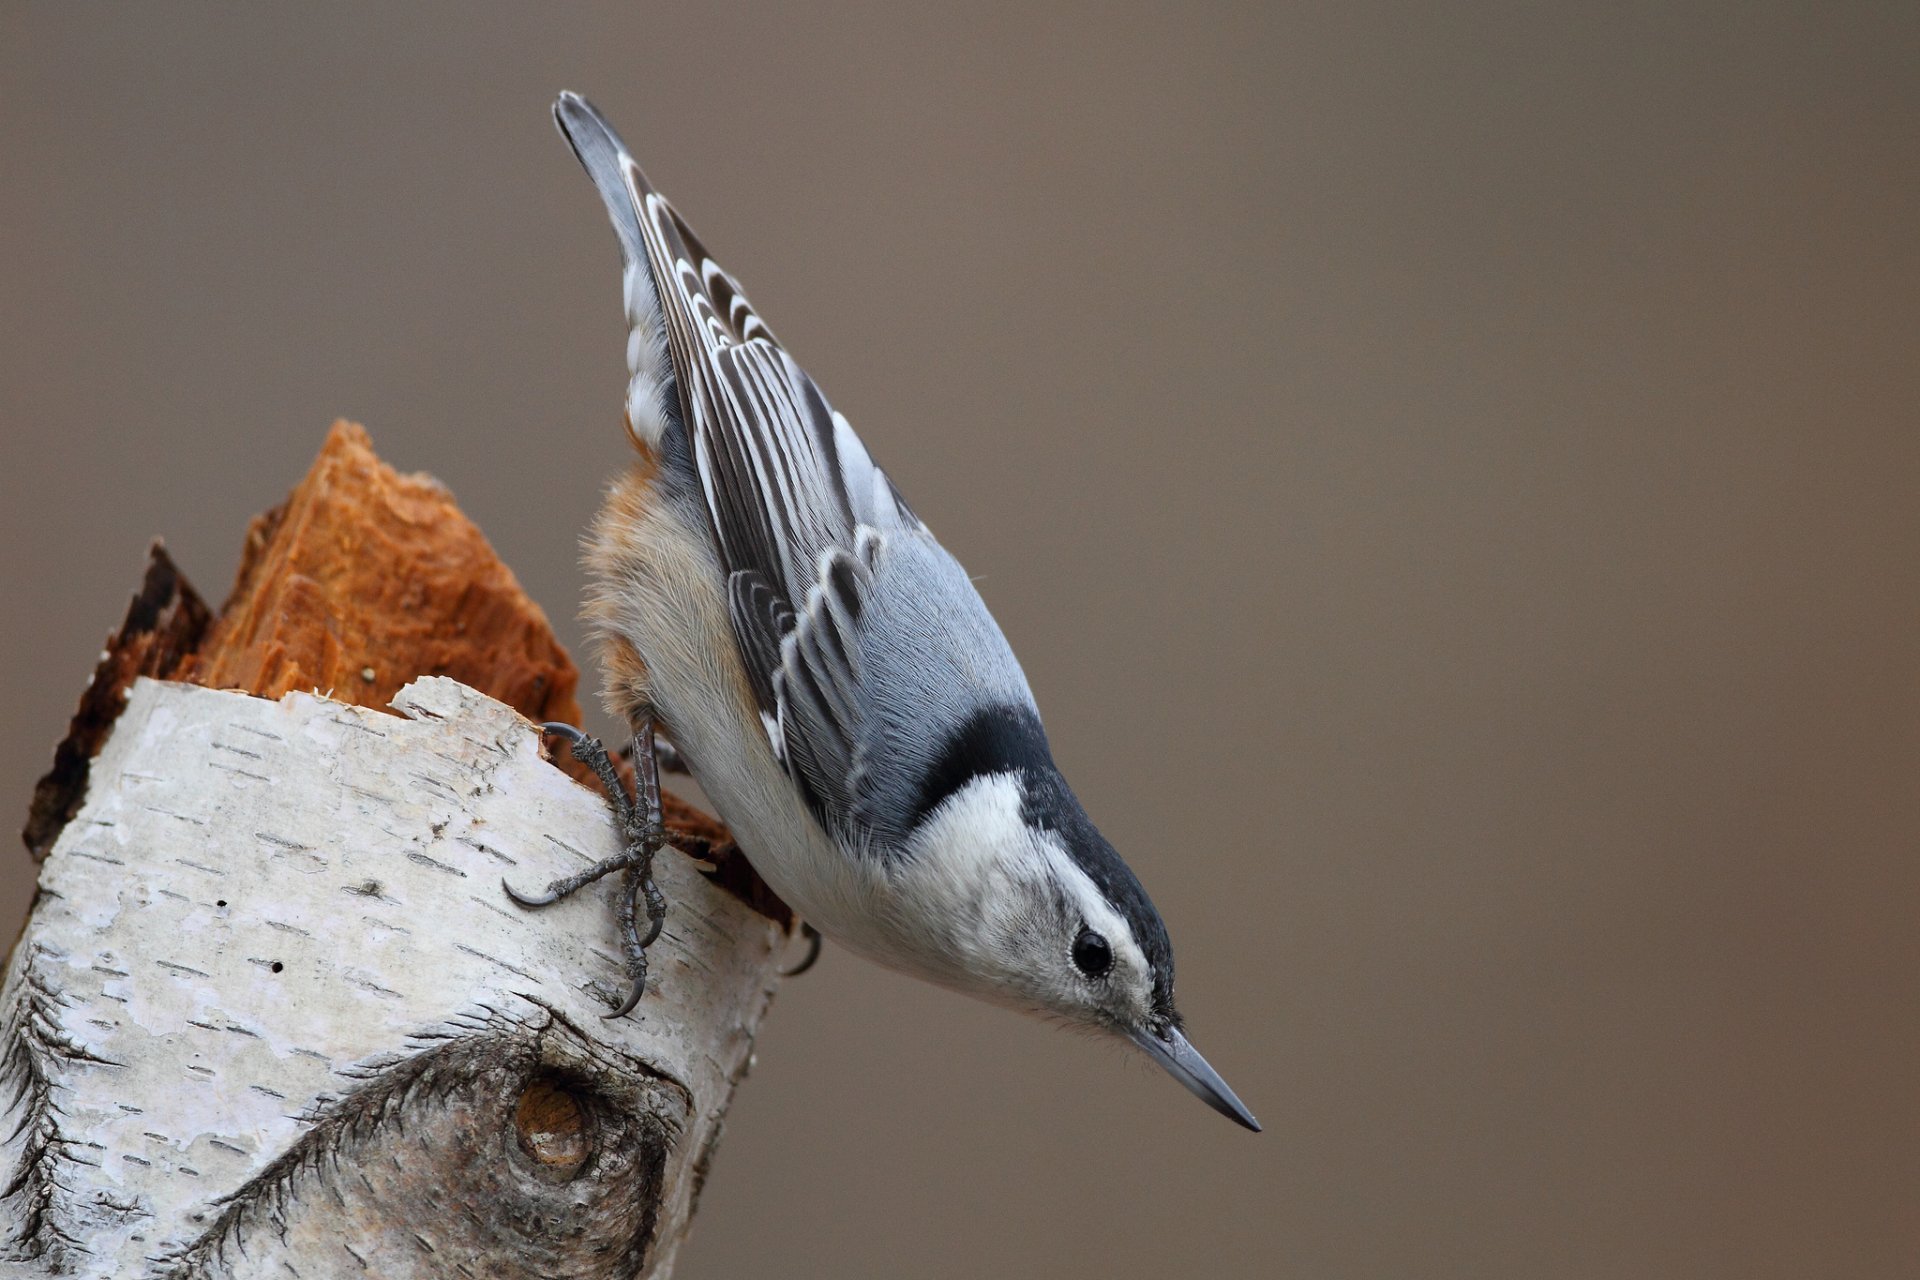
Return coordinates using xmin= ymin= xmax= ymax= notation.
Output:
xmin=3 ymin=423 xmax=794 ymax=1278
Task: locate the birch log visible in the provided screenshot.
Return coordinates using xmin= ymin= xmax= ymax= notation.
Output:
xmin=5 ymin=423 xmax=796 ymax=1276
xmin=2 ymin=675 xmax=786 ymax=1277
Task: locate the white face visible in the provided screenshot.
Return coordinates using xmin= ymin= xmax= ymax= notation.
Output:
xmin=888 ymin=775 xmax=1162 ymax=1036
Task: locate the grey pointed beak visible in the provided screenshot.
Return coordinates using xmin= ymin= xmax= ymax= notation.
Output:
xmin=1130 ymin=1025 xmax=1261 ymax=1132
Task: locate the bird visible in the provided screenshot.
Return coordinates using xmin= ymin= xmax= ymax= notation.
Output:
xmin=505 ymin=91 xmax=1258 ymax=1132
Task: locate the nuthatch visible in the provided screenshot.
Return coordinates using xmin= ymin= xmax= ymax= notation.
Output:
xmin=506 ymin=92 xmax=1258 ymax=1131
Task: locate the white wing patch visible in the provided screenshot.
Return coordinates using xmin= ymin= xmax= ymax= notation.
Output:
xmin=758 ymin=708 xmax=784 ymax=760
xmin=620 ymin=260 xmax=674 ymax=448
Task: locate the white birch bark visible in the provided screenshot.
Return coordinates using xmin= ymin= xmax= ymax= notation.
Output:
xmin=0 ymin=675 xmax=788 ymax=1278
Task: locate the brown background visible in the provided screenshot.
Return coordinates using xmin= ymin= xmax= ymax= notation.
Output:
xmin=4 ymin=5 xmax=1917 ymax=1277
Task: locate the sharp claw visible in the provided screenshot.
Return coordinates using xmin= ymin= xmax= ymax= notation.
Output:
xmin=541 ymin=721 xmax=589 ymax=745
xmin=602 ymin=976 xmax=647 ymax=1020
xmin=782 ymin=923 xmax=824 ymax=977
xmin=502 ymin=876 xmax=559 ymax=908
xmin=638 ymin=911 xmax=665 ymax=950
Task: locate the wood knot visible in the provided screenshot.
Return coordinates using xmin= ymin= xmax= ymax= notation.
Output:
xmin=513 ymin=1076 xmax=590 ymax=1177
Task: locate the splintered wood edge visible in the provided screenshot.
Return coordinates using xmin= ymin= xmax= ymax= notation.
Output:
xmin=19 ymin=420 xmax=789 ymax=924
xmin=181 ymin=419 xmax=585 ymax=724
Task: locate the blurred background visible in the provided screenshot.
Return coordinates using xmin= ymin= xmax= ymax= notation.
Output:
xmin=4 ymin=5 xmax=1917 ymax=1277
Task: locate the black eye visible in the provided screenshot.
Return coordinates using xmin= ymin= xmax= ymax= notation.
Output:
xmin=1071 ymin=928 xmax=1113 ymax=979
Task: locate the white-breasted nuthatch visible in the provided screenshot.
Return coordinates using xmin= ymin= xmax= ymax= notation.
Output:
xmin=507 ymin=92 xmax=1258 ymax=1131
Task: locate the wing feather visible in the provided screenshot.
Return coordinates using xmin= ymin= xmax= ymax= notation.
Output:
xmin=554 ymin=93 xmax=928 ymax=844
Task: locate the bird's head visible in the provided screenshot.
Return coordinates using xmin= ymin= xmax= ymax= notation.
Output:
xmin=894 ymin=709 xmax=1259 ymax=1132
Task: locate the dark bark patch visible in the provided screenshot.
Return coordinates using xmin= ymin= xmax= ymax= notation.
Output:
xmin=159 ymin=1003 xmax=688 ymax=1280
xmin=22 ymin=543 xmax=211 ymax=861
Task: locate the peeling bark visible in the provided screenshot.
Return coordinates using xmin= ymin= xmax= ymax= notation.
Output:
xmin=21 ymin=543 xmax=211 ymax=862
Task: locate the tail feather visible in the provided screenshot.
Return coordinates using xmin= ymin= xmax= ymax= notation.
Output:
xmin=553 ymin=91 xmax=678 ymax=449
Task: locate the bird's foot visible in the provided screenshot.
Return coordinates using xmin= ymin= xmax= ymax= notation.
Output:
xmin=623 ymin=733 xmax=689 ymax=775
xmin=504 ymin=720 xmax=670 ymax=1018
xmin=782 ymin=922 xmax=824 ymax=977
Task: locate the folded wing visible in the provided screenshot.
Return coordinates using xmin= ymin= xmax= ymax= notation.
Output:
xmin=557 ymin=93 xmax=975 ymax=850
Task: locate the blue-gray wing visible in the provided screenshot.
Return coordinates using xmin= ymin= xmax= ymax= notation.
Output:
xmin=554 ymin=93 xmax=1035 ymax=849
xmin=706 ymin=344 xmax=1041 ymax=850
